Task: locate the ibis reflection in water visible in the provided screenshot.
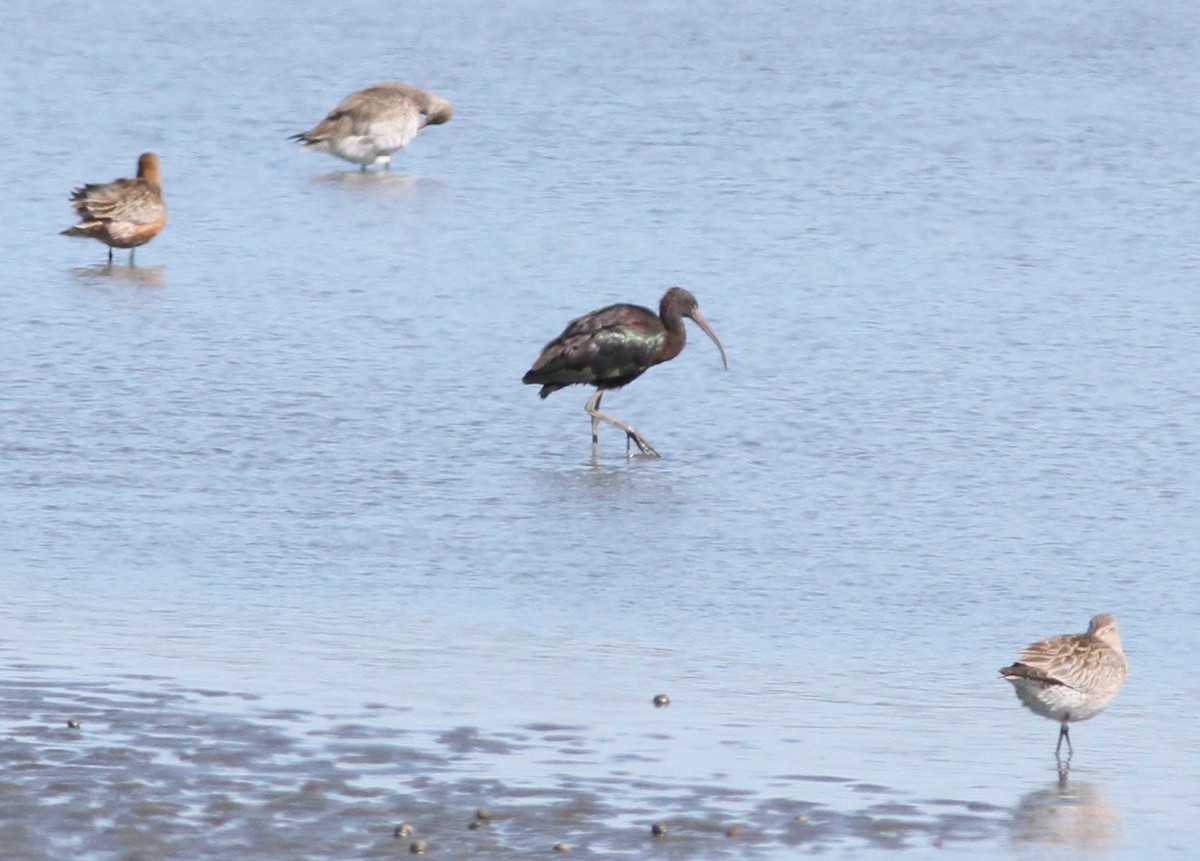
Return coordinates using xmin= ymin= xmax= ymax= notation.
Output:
xmin=522 ymin=286 xmax=728 ymax=459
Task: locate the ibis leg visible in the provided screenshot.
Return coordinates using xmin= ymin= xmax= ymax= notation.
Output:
xmin=585 ymin=390 xmax=660 ymax=458
xmin=589 ymin=392 xmax=602 ymax=461
xmin=107 ymin=247 xmax=113 ymax=265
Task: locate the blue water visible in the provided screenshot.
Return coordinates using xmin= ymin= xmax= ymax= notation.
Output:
xmin=2 ymin=0 xmax=1199 ymax=857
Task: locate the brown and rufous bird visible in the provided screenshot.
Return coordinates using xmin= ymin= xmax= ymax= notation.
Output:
xmin=62 ymin=153 xmax=167 ymax=265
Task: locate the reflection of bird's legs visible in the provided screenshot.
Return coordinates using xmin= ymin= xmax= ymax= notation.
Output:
xmin=585 ymin=390 xmax=660 ymax=459
xmin=1055 ymin=721 xmax=1073 ymax=762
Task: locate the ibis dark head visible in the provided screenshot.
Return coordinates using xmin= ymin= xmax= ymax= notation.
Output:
xmin=661 ymin=287 xmax=728 ymax=370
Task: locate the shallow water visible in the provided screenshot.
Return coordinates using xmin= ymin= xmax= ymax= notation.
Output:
xmin=3 ymin=0 xmax=1200 ymax=858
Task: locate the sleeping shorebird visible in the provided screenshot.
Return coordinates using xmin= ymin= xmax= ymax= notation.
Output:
xmin=291 ymin=82 xmax=453 ymax=171
xmin=61 ymin=153 xmax=167 ymax=265
xmin=1000 ymin=614 xmax=1127 ymax=762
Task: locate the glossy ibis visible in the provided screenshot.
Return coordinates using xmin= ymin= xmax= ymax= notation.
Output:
xmin=523 ymin=286 xmax=728 ymax=459
xmin=61 ymin=153 xmax=167 ymax=265
xmin=291 ymin=82 xmax=453 ymax=171
xmin=1000 ymin=614 xmax=1127 ymax=764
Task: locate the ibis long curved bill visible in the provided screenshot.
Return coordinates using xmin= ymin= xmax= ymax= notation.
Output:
xmin=688 ymin=307 xmax=728 ymax=370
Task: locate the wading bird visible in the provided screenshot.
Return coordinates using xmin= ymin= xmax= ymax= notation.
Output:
xmin=291 ymin=82 xmax=453 ymax=171
xmin=1000 ymin=614 xmax=1127 ymax=763
xmin=61 ymin=153 xmax=167 ymax=265
xmin=523 ymin=286 xmax=728 ymax=459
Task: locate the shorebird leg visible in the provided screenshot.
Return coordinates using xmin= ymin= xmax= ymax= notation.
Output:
xmin=107 ymin=247 xmax=114 ymax=265
xmin=1055 ymin=721 xmax=1073 ymax=762
xmin=585 ymin=390 xmax=660 ymax=459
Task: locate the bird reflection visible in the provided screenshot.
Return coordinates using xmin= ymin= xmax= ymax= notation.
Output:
xmin=72 ymin=263 xmax=165 ymax=288
xmin=1011 ymin=778 xmax=1118 ymax=847
xmin=309 ymin=171 xmax=425 ymax=197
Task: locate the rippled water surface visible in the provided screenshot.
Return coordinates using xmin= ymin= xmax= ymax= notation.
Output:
xmin=3 ymin=1 xmax=1200 ymax=858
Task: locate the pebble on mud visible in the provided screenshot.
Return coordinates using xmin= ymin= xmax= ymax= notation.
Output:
xmin=553 ymin=842 xmax=572 ymax=852
xmin=474 ymin=807 xmax=492 ymax=821
xmin=468 ymin=819 xmax=485 ymax=831
xmin=66 ymin=718 xmax=81 ymax=729
xmin=652 ymin=694 xmax=670 ymax=708
xmin=651 ymin=822 xmax=668 ymax=837
xmin=724 ymin=825 xmax=742 ymax=838
xmin=409 ymin=839 xmax=428 ymax=854
xmin=393 ymin=823 xmax=414 ymax=839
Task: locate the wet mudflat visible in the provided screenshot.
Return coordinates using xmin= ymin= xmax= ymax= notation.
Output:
xmin=0 ymin=669 xmax=1031 ymax=859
